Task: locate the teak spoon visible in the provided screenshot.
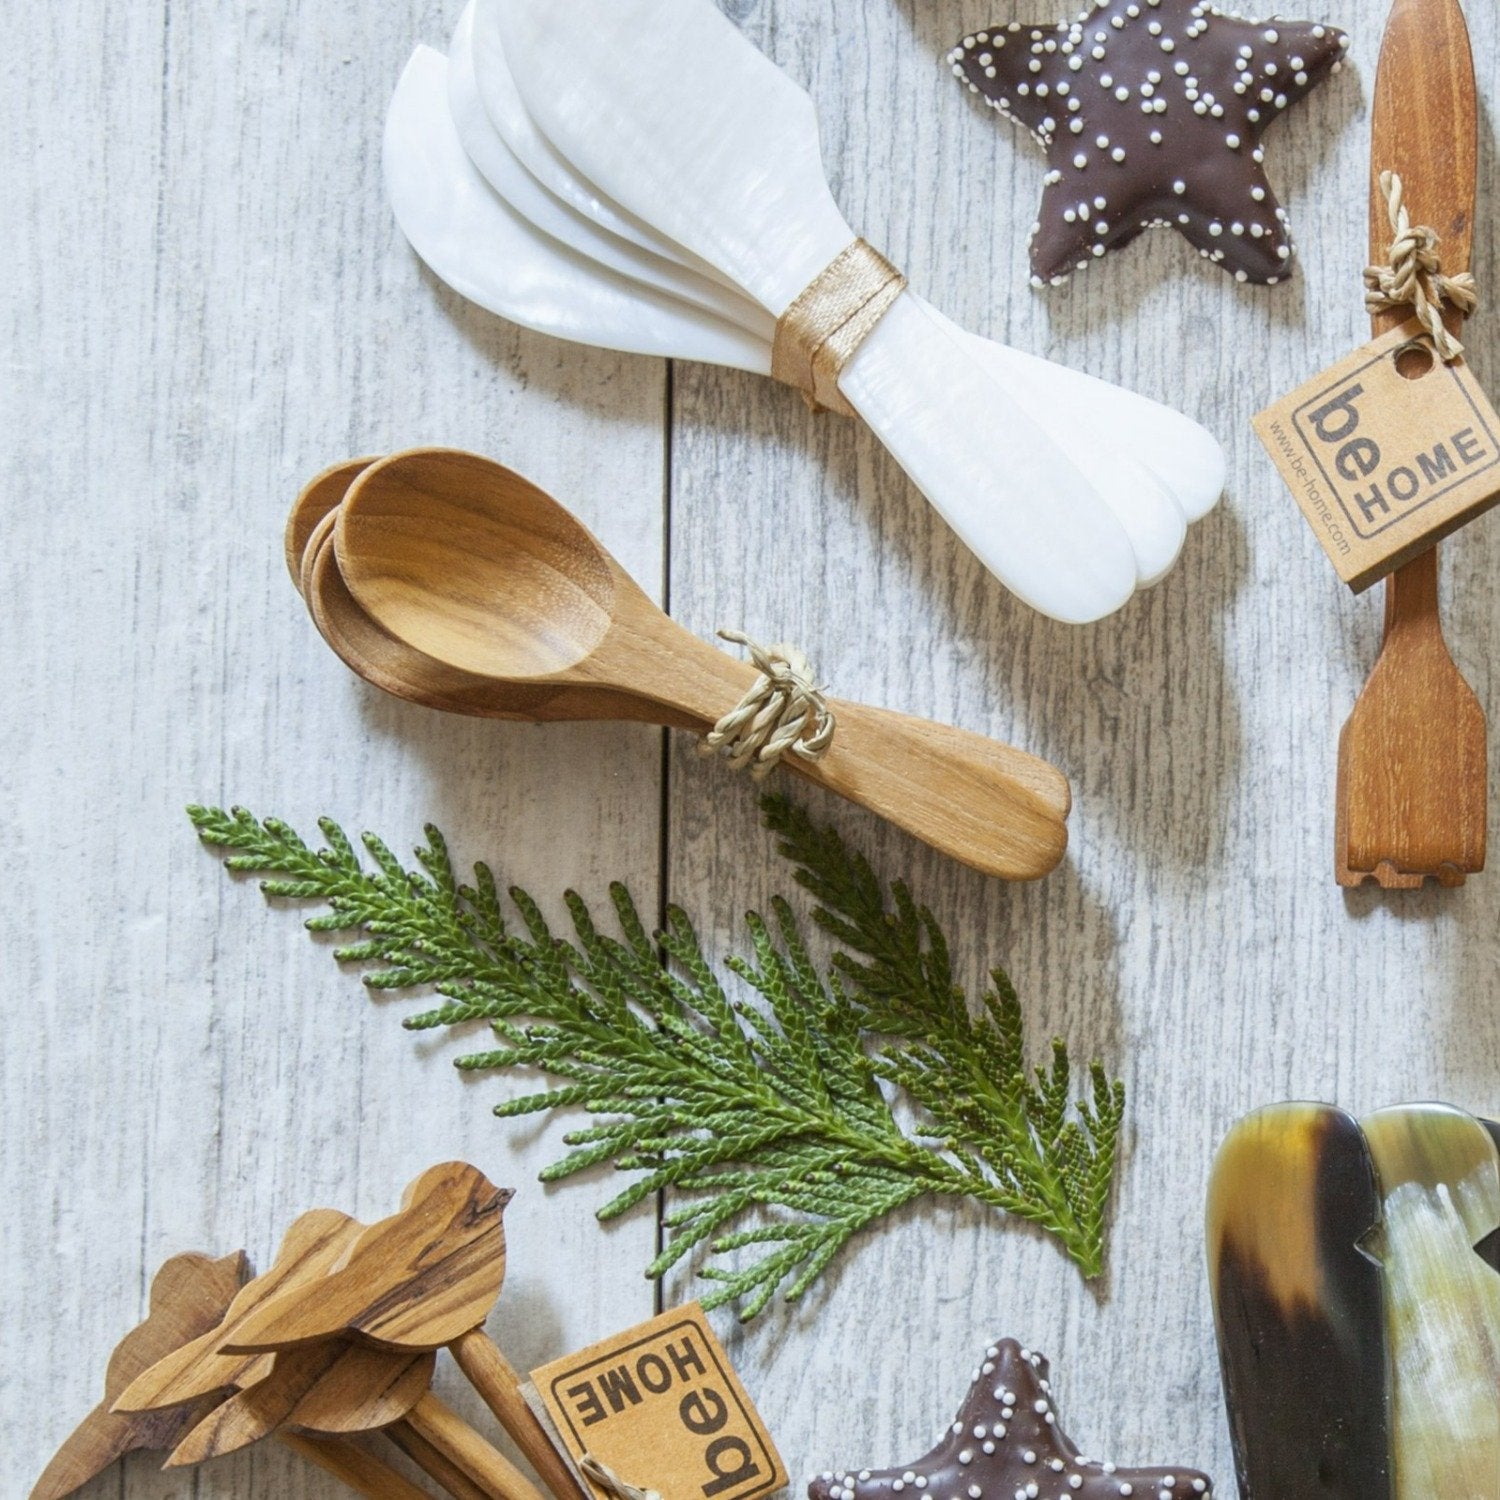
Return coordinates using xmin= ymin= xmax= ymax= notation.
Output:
xmin=1335 ymin=0 xmax=1485 ymax=888
xmin=327 ymin=447 xmax=1071 ymax=881
xmin=304 ymin=519 xmax=672 ymax=727
xmin=290 ymin=456 xmax=1072 ymax=879
xmin=287 ymin=457 xmax=378 ymax=586
xmin=32 ymin=1250 xmax=432 ymax=1500
xmin=225 ymin=1163 xmax=582 ymax=1500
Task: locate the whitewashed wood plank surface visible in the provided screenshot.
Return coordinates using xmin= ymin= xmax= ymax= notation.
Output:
xmin=2 ymin=0 xmax=667 ymax=1493
xmin=4 ymin=0 xmax=1500 ymax=1497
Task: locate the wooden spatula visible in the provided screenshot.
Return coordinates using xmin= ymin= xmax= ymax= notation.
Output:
xmin=30 ymin=1250 xmax=432 ymax=1500
xmin=226 ymin=1163 xmax=585 ymax=1500
xmin=1335 ymin=0 xmax=1485 ymax=888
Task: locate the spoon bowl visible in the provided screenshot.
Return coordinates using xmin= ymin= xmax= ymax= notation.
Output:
xmin=337 ymin=450 xmax=618 ymax=680
xmin=286 ymin=458 xmax=379 ymax=587
xmin=306 ymin=523 xmax=662 ymax=725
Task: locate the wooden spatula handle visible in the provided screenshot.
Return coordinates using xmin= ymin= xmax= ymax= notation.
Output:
xmin=405 ymin=1393 xmax=550 ymax=1500
xmin=452 ymin=1332 xmax=589 ymax=1500
xmin=280 ymin=1431 xmax=435 ymax=1499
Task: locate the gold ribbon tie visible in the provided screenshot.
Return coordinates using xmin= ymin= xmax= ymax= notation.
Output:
xmin=771 ymin=239 xmax=907 ymax=416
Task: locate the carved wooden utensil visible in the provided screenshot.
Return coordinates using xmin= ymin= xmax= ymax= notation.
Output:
xmin=287 ymin=457 xmax=379 ymax=586
xmin=328 ymin=448 xmax=1072 ymax=882
xmin=1335 ymin=0 xmax=1485 ymax=888
xmin=30 ymin=1251 xmax=247 ymax=1500
xmin=114 ymin=1207 xmax=364 ymax=1413
xmin=30 ymin=1249 xmax=432 ymax=1500
xmin=285 ymin=453 xmax=1072 ymax=882
xmin=225 ymin=1162 xmax=585 ymax=1500
xmin=163 ymin=1336 xmax=544 ymax=1500
xmin=165 ymin=1342 xmax=437 ymax=1466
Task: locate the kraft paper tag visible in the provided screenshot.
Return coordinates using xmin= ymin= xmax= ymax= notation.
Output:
xmin=1254 ymin=318 xmax=1500 ymax=591
xmin=526 ymin=1304 xmax=786 ymax=1500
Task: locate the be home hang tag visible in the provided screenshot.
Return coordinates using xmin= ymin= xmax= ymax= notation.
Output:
xmin=1254 ymin=317 xmax=1500 ymax=591
xmin=525 ymin=1304 xmax=786 ymax=1500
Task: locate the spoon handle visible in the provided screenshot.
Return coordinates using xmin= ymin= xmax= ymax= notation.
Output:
xmin=279 ymin=1432 xmax=436 ymax=1499
xmin=404 ymin=1393 xmax=548 ymax=1500
xmin=792 ymin=700 xmax=1070 ymax=881
xmin=607 ymin=630 xmax=1070 ymax=879
xmin=451 ymin=1332 xmax=588 ymax=1500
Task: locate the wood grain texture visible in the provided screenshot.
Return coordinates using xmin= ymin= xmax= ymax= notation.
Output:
xmin=225 ymin=1164 xmax=511 ymax=1353
xmin=30 ymin=1250 xmax=248 ymax=1499
xmin=4 ymin=2 xmax=1500 ymax=1499
xmin=326 ymin=447 xmax=1070 ymax=878
xmin=117 ymin=1208 xmax=364 ymax=1412
xmin=1336 ymin=0 xmax=1485 ymax=887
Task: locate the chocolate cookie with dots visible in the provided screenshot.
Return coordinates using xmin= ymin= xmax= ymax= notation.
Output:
xmin=949 ymin=0 xmax=1349 ymax=286
xmin=808 ymin=1338 xmax=1212 ymax=1500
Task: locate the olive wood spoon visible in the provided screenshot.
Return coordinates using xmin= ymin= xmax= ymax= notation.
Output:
xmin=224 ymin=1163 xmax=581 ymax=1500
xmin=1335 ymin=0 xmax=1484 ymax=888
xmin=331 ymin=448 xmax=1070 ymax=881
xmin=115 ymin=1209 xmax=364 ymax=1413
xmin=31 ymin=1249 xmax=431 ymax=1500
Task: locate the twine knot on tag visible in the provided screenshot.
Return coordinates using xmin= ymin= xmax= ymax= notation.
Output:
xmin=699 ymin=630 xmax=836 ymax=780
xmin=1364 ymin=170 xmax=1478 ymax=364
xmin=772 ymin=239 xmax=907 ymax=417
xmin=581 ymin=1455 xmax=664 ymax=1500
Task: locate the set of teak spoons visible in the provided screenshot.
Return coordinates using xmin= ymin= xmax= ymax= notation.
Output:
xmin=33 ymin=1164 xmax=586 ymax=1500
xmin=286 ymin=447 xmax=1073 ymax=882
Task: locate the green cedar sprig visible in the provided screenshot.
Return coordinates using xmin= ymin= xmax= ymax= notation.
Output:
xmin=188 ymin=796 xmax=1124 ymax=1316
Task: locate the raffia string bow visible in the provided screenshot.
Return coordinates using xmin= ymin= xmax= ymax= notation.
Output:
xmin=699 ymin=630 xmax=836 ymax=780
xmin=580 ymin=1455 xmax=664 ymax=1500
xmin=1364 ymin=170 xmax=1478 ymax=363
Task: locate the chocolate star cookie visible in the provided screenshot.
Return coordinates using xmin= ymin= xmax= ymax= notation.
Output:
xmin=809 ymin=1338 xmax=1212 ymax=1500
xmin=950 ymin=0 xmax=1349 ymax=285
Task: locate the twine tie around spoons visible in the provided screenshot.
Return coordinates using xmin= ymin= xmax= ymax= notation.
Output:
xmin=699 ymin=630 xmax=836 ymax=781
xmin=1364 ymin=170 xmax=1479 ymax=363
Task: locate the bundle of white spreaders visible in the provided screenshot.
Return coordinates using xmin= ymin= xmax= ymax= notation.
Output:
xmin=384 ymin=0 xmax=1228 ymax=624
